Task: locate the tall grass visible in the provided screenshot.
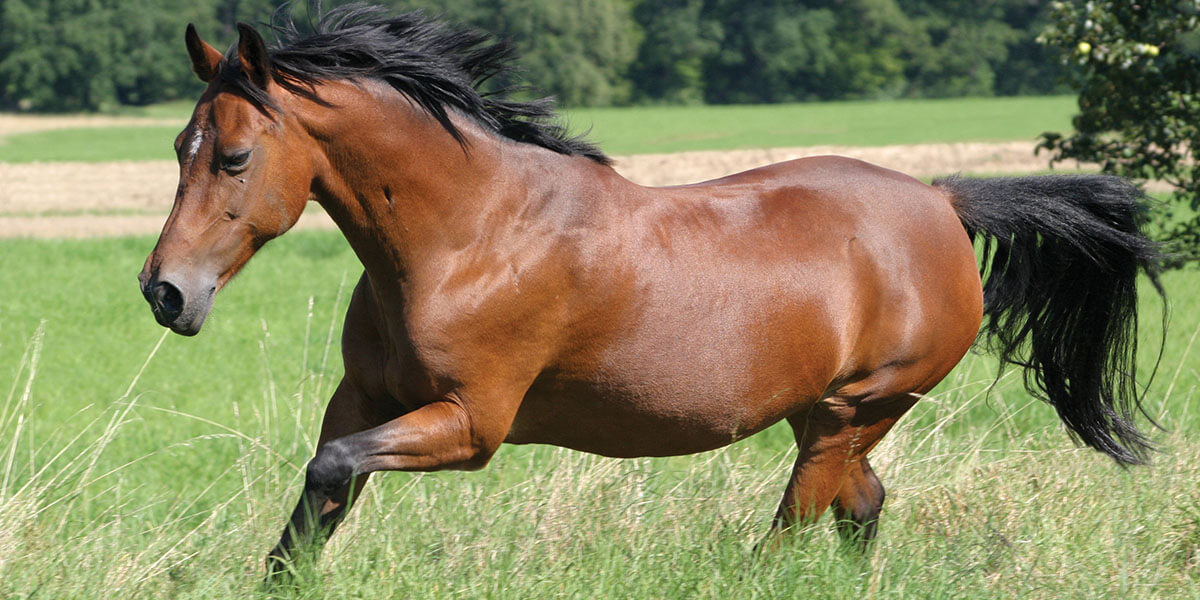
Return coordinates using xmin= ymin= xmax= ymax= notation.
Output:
xmin=0 ymin=232 xmax=1196 ymax=598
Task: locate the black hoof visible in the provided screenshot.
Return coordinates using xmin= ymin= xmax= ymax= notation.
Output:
xmin=263 ymin=552 xmax=298 ymax=589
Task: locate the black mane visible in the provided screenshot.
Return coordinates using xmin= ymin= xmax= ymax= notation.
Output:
xmin=219 ymin=4 xmax=609 ymax=164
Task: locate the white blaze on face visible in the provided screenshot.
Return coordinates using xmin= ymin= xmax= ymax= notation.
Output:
xmin=185 ymin=129 xmax=204 ymax=166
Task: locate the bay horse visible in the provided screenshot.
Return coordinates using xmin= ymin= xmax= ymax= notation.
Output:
xmin=138 ymin=7 xmax=1164 ymax=575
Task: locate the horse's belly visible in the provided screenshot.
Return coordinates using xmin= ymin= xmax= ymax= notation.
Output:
xmin=505 ymin=376 xmax=815 ymax=458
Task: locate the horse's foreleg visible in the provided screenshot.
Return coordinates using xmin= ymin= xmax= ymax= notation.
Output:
xmin=266 ymin=379 xmax=519 ymax=579
xmin=304 ymin=395 xmax=506 ymax=480
xmin=267 ymin=379 xmax=386 ymax=577
xmin=267 ymin=473 xmax=371 ymax=576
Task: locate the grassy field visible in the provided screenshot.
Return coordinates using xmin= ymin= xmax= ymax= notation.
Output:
xmin=0 ymin=95 xmax=1076 ymax=162
xmin=0 ymin=229 xmax=1197 ymax=599
xmin=1 ymin=95 xmax=1197 ymax=598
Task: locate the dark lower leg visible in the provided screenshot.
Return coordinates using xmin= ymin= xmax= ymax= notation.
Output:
xmin=265 ymin=379 xmax=385 ymax=579
xmin=266 ymin=472 xmax=370 ymax=575
xmin=265 ymin=396 xmax=499 ymax=577
xmin=830 ymin=457 xmax=885 ymax=547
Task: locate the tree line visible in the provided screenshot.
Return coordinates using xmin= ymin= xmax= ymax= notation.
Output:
xmin=0 ymin=0 xmax=1066 ymax=112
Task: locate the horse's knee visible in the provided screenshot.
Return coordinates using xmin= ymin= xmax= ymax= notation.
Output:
xmin=306 ymin=438 xmax=356 ymax=495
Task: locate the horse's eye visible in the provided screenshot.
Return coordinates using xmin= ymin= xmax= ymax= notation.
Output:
xmin=221 ymin=150 xmax=252 ymax=173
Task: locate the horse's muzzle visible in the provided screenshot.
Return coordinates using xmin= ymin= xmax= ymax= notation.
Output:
xmin=139 ymin=270 xmax=215 ymax=336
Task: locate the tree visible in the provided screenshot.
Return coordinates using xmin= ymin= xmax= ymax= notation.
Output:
xmin=700 ymin=0 xmax=840 ymax=103
xmin=389 ymin=0 xmax=641 ymax=107
xmin=1037 ymin=1 xmax=1200 ymax=265
xmin=0 ymin=0 xmax=116 ymax=111
xmin=821 ymin=0 xmax=924 ymax=99
xmin=0 ymin=0 xmax=1072 ymax=111
xmin=0 ymin=0 xmax=218 ymax=111
xmin=110 ymin=0 xmax=216 ymax=106
xmin=900 ymin=0 xmax=1017 ymax=97
xmin=627 ymin=0 xmax=719 ymax=104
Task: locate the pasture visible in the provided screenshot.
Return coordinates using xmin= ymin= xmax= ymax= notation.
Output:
xmin=0 ymin=95 xmax=1075 ymax=162
xmin=0 ymin=96 xmax=1198 ymax=599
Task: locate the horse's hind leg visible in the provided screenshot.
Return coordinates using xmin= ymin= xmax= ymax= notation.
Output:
xmin=830 ymin=457 xmax=884 ymax=546
xmin=770 ymin=394 xmax=916 ymax=545
xmin=266 ymin=379 xmax=392 ymax=577
xmin=770 ymin=410 xmax=857 ymax=534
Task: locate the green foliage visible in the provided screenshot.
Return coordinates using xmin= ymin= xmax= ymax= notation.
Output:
xmin=897 ymin=0 xmax=1065 ymax=98
xmin=390 ymin=0 xmax=642 ymax=106
xmin=0 ymin=0 xmax=284 ymax=111
xmin=0 ymin=0 xmax=1066 ymax=112
xmin=628 ymin=0 xmax=719 ymax=104
xmin=664 ymin=0 xmax=1062 ymax=104
xmin=0 ymin=0 xmax=120 ymax=111
xmin=1037 ymin=0 xmax=1200 ymax=266
xmin=701 ymin=1 xmax=840 ymax=103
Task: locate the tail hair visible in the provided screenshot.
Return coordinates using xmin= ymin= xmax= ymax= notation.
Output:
xmin=935 ymin=174 xmax=1165 ymax=465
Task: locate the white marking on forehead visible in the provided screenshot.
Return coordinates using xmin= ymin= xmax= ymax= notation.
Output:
xmin=186 ymin=129 xmax=204 ymax=164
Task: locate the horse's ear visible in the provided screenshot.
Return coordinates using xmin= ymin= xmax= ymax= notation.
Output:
xmin=236 ymin=22 xmax=272 ymax=89
xmin=185 ymin=23 xmax=223 ymax=82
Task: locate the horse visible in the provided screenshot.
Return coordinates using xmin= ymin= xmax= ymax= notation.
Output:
xmin=138 ymin=6 xmax=1164 ymax=575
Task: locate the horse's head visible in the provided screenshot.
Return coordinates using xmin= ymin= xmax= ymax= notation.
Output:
xmin=140 ymin=24 xmax=315 ymax=335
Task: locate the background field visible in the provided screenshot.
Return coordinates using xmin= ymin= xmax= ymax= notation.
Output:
xmin=0 ymin=95 xmax=1075 ymax=162
xmin=1 ymin=97 xmax=1197 ymax=599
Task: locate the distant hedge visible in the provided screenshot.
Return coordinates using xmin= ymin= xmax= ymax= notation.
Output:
xmin=0 ymin=0 xmax=1065 ymax=111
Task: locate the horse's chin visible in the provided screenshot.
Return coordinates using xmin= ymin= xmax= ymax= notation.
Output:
xmin=168 ymin=316 xmax=206 ymax=337
xmin=169 ymin=296 xmax=213 ymax=336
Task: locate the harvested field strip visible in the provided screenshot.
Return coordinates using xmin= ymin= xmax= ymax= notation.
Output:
xmin=0 ymin=113 xmax=183 ymax=137
xmin=612 ymin=141 xmax=1082 ymax=187
xmin=1 ymin=141 xmax=1085 ymax=238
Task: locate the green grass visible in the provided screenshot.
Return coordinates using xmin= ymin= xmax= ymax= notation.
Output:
xmin=0 ymin=126 xmax=186 ymax=163
xmin=102 ymin=99 xmax=198 ymax=119
xmin=0 ymin=230 xmax=1197 ymax=598
xmin=569 ymin=96 xmax=1077 ymax=154
xmin=0 ymin=95 xmax=1077 ymax=162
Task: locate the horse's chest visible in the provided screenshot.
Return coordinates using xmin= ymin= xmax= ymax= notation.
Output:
xmin=369 ymin=313 xmax=500 ymax=408
xmin=344 ymin=316 xmax=444 ymax=412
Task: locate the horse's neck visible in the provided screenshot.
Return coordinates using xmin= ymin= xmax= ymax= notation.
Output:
xmin=302 ymin=95 xmax=602 ymax=298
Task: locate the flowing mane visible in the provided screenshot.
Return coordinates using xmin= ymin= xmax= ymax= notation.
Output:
xmin=218 ymin=4 xmax=610 ymax=164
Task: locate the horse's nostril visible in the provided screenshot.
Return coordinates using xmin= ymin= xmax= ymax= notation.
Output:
xmin=153 ymin=281 xmax=185 ymax=321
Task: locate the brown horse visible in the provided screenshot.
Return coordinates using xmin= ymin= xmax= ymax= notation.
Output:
xmin=139 ymin=8 xmax=1163 ymax=575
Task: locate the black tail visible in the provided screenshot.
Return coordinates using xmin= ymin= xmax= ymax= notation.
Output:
xmin=935 ymin=174 xmax=1165 ymax=465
